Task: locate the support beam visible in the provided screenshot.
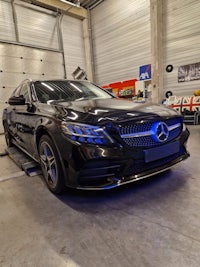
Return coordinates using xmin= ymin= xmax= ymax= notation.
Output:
xmin=31 ymin=0 xmax=87 ymax=19
xmin=57 ymin=14 xmax=67 ymax=78
xmin=150 ymin=0 xmax=163 ymax=103
xmin=82 ymin=11 xmax=94 ymax=82
xmin=11 ymin=0 xmax=19 ymax=42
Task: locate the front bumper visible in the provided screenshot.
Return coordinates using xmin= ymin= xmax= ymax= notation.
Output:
xmin=59 ymin=128 xmax=190 ymax=190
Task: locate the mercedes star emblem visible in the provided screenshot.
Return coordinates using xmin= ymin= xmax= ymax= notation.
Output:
xmin=155 ymin=122 xmax=169 ymax=142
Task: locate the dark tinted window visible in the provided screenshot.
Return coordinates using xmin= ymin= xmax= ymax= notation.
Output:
xmin=34 ymin=80 xmax=113 ymax=103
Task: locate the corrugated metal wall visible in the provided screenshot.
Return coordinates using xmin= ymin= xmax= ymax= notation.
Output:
xmin=0 ymin=0 xmax=16 ymax=41
xmin=62 ymin=15 xmax=86 ymax=79
xmin=163 ymin=0 xmax=200 ymax=96
xmin=91 ymin=0 xmax=151 ymax=86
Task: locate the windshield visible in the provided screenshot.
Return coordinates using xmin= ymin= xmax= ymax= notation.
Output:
xmin=34 ymin=80 xmax=113 ymax=104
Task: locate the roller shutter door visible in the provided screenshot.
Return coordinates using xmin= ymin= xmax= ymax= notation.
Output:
xmin=91 ymin=0 xmax=151 ymax=86
xmin=0 ymin=0 xmax=16 ymax=42
xmin=15 ymin=2 xmax=59 ymax=49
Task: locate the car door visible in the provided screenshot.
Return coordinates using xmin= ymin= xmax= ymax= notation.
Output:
xmin=10 ymin=81 xmax=37 ymax=156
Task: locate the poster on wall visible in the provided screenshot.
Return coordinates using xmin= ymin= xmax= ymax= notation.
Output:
xmin=139 ymin=64 xmax=151 ymax=80
xmin=178 ymin=62 xmax=200 ymax=82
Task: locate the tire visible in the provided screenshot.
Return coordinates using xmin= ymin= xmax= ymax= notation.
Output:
xmin=38 ymin=135 xmax=65 ymax=194
xmin=3 ymin=122 xmax=13 ymax=148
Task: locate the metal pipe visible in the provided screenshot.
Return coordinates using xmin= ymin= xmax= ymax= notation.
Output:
xmin=14 ymin=0 xmax=57 ymax=16
xmin=11 ymin=0 xmax=19 ymax=42
xmin=87 ymin=9 xmax=95 ymax=82
xmin=57 ymin=13 xmax=67 ymax=79
xmin=0 ymin=39 xmax=61 ymax=53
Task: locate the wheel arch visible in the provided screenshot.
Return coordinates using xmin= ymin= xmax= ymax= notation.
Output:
xmin=3 ymin=119 xmax=8 ymax=128
xmin=35 ymin=126 xmax=51 ymax=150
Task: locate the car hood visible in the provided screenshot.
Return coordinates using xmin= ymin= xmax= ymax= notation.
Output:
xmin=50 ymin=98 xmax=179 ymax=124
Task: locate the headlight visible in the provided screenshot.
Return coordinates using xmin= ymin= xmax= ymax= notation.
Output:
xmin=61 ymin=122 xmax=114 ymax=145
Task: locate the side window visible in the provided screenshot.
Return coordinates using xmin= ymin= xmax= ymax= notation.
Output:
xmin=19 ymin=83 xmax=30 ymax=102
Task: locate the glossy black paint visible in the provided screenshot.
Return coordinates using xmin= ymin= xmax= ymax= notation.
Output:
xmin=2 ymin=79 xmax=190 ymax=191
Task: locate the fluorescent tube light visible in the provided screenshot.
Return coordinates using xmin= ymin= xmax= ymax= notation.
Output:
xmin=60 ymin=0 xmax=80 ymax=7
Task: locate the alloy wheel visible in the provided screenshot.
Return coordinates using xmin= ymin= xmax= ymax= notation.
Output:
xmin=40 ymin=141 xmax=58 ymax=188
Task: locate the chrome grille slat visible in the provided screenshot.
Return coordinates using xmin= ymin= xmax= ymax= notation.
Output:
xmin=121 ymin=130 xmax=153 ymax=138
xmin=168 ymin=123 xmax=181 ymax=131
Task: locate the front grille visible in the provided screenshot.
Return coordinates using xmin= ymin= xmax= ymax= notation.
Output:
xmin=119 ymin=118 xmax=182 ymax=148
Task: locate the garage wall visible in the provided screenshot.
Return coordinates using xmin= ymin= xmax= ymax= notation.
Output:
xmin=0 ymin=43 xmax=64 ymax=132
xmin=0 ymin=0 xmax=64 ymax=98
xmin=91 ymin=0 xmax=151 ymax=86
xmin=0 ymin=0 xmax=87 ymax=133
xmin=0 ymin=0 xmax=87 ymax=80
xmin=163 ymin=0 xmax=200 ymax=96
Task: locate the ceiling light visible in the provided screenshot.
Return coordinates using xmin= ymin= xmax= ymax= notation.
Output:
xmin=60 ymin=0 xmax=80 ymax=7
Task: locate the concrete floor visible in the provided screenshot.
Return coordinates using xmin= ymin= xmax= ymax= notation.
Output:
xmin=0 ymin=125 xmax=200 ymax=267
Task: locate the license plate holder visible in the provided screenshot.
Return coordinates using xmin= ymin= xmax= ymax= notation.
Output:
xmin=144 ymin=141 xmax=180 ymax=163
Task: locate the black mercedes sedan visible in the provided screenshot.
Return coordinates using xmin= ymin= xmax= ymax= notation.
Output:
xmin=2 ymin=79 xmax=190 ymax=194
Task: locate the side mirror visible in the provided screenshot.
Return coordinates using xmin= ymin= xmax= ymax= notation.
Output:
xmin=27 ymin=103 xmax=36 ymax=112
xmin=8 ymin=95 xmax=26 ymax=106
